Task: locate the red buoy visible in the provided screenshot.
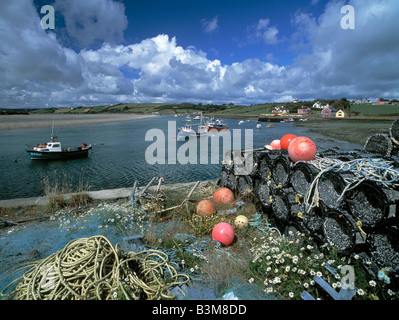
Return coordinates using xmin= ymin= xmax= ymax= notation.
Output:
xmin=212 ymin=222 xmax=235 ymax=246
xmin=280 ymin=134 xmax=297 ymax=149
xmin=270 ymin=139 xmax=281 ymax=150
xmin=213 ymin=188 xmax=235 ymax=204
xmin=288 ymin=136 xmax=317 ymax=162
xmin=196 ymin=200 xmax=216 ymax=216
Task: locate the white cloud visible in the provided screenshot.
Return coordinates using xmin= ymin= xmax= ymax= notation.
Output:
xmin=247 ymin=18 xmax=279 ymax=45
xmin=201 ymin=16 xmax=219 ymax=33
xmin=54 ymin=0 xmax=128 ymax=48
xmin=0 ymin=0 xmax=398 ymax=109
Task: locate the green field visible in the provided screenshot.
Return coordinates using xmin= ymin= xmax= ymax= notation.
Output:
xmin=350 ymin=104 xmax=399 ymax=116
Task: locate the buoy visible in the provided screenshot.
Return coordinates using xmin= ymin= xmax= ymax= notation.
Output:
xmin=213 ymin=188 xmax=234 ymax=204
xmin=280 ymin=134 xmax=297 ymax=149
xmin=196 ymin=199 xmax=216 ymax=216
xmin=234 ymin=215 xmax=249 ymax=229
xmin=212 ymin=222 xmax=235 ymax=246
xmin=288 ymin=136 xmax=317 ymax=162
xmin=270 ymin=139 xmax=281 ymax=150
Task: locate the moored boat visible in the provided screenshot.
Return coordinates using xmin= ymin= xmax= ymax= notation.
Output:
xmin=26 ymin=134 xmax=92 ymax=160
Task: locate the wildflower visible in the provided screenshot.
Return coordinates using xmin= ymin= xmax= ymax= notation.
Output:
xmin=289 ymin=292 xmax=294 ymax=298
xmin=310 ymin=270 xmax=315 ymax=276
xmin=190 ymin=268 xmax=195 ymax=273
xmin=285 ymin=266 xmax=290 ymax=272
xmin=304 ymin=283 xmax=309 ymax=289
xmin=369 ymin=280 xmax=376 ymax=287
xmin=354 ymin=255 xmax=359 ymax=260
xmin=357 ymin=289 xmax=365 ymax=296
xmin=388 ymin=289 xmax=394 ymax=296
xmin=266 ymin=267 xmax=271 ymax=272
xmin=248 ymin=278 xmax=254 ymax=283
xmin=316 ymin=271 xmax=322 ymax=277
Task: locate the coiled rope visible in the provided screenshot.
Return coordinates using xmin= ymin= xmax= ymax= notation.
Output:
xmin=303 ymin=156 xmax=399 ymax=213
xmin=1 ymin=235 xmax=189 ymax=300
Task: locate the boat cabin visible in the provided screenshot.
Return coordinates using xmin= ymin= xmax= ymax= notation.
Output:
xmin=33 ymin=141 xmax=62 ymax=152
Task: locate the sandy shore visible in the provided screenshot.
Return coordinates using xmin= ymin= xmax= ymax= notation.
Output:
xmin=0 ymin=113 xmax=158 ymax=130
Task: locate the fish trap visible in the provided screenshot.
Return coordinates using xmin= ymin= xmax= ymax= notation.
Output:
xmin=364 ymin=133 xmax=393 ymax=157
xmin=271 ymin=155 xmax=291 ymax=188
xmin=290 ymin=161 xmax=320 ymax=196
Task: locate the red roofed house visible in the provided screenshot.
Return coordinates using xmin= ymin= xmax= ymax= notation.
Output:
xmin=374 ymin=98 xmax=390 ymax=105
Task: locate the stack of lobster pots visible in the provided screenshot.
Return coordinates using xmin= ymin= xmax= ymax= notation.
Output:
xmin=219 ymin=121 xmax=399 ymax=286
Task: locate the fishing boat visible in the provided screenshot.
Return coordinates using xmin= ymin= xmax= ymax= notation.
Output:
xmin=267 ymin=123 xmax=275 ymax=128
xmin=256 ymin=124 xmax=261 ymax=129
xmin=238 ymin=120 xmax=245 ymax=125
xmin=26 ymin=122 xmax=92 ymax=160
xmin=26 ymin=133 xmax=92 ymax=160
xmin=207 ymin=118 xmax=229 ymax=131
xmin=177 ymin=112 xmax=209 ymax=141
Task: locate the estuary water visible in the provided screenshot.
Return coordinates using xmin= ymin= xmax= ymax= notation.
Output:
xmin=0 ymin=115 xmax=362 ymax=200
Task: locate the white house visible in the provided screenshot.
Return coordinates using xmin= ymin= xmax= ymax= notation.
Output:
xmin=312 ymin=101 xmax=330 ymax=109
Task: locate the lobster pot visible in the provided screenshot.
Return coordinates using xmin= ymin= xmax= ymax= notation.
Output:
xmin=389 ymin=118 xmax=399 ymax=146
xmin=257 ymin=154 xmax=272 ymax=181
xmin=302 ymin=204 xmax=326 ymax=235
xmin=317 ymin=171 xmax=354 ymax=209
xmin=254 ymin=178 xmax=273 ymax=209
xmin=271 ymin=155 xmax=291 ymax=188
xmin=322 ymin=210 xmax=356 ymax=254
xmin=226 ymin=171 xmax=238 ymax=192
xmin=219 ymin=167 xmax=230 ymax=188
xmin=284 ymin=221 xmax=306 ymax=246
xmin=290 ymin=162 xmax=320 ymax=196
xmin=232 ymin=149 xmax=259 ymax=176
xmin=363 ymin=134 xmax=393 ymax=157
xmin=346 ymin=181 xmax=395 ymax=229
xmin=222 ymin=150 xmax=234 ymax=172
xmin=236 ymin=175 xmax=254 ymax=197
xmin=367 ymin=227 xmax=399 ymax=275
xmin=271 ymin=188 xmax=300 ymax=225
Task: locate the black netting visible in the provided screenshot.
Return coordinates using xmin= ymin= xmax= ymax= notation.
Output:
xmin=364 ymin=134 xmax=393 ymax=157
xmin=271 ymin=191 xmax=290 ymax=223
xmin=291 ymin=162 xmax=319 ymax=195
xmin=302 ymin=205 xmax=325 ymax=234
xmin=367 ymin=228 xmax=399 ymax=274
xmin=271 ymin=156 xmax=291 ymax=187
xmin=346 ymin=181 xmax=389 ymax=228
xmin=220 ymin=168 xmax=229 ymax=188
xmin=390 ymin=118 xmax=399 ymax=143
xmin=237 ymin=175 xmax=253 ymax=196
xmin=227 ymin=172 xmax=238 ymax=191
xmin=254 ymin=179 xmax=272 ymax=208
xmin=318 ymin=171 xmax=352 ymax=209
xmin=322 ymin=211 xmax=355 ymax=254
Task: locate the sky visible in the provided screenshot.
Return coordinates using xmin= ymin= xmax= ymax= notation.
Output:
xmin=1 ymin=0 xmax=399 ymax=109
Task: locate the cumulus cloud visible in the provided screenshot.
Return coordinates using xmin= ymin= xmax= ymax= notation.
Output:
xmin=1 ymin=0 xmax=398 ymax=109
xmin=201 ymin=16 xmax=219 ymax=33
xmin=54 ymin=0 xmax=128 ymax=48
xmin=247 ymin=18 xmax=279 ymax=45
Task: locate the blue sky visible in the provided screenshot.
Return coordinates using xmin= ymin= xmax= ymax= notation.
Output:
xmin=1 ymin=0 xmax=399 ymax=108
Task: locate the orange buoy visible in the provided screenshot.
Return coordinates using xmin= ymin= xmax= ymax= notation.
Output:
xmin=212 ymin=222 xmax=235 ymax=246
xmin=270 ymin=139 xmax=281 ymax=150
xmin=280 ymin=134 xmax=297 ymax=149
xmin=213 ymin=188 xmax=234 ymax=204
xmin=288 ymin=136 xmax=317 ymax=162
xmin=196 ymin=199 xmax=216 ymax=216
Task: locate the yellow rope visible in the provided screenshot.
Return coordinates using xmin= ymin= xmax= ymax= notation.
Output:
xmin=1 ymin=235 xmax=189 ymax=300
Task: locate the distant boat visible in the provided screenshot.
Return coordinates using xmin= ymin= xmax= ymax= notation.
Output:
xmin=177 ymin=112 xmax=209 ymax=141
xmin=284 ymin=118 xmax=295 ymax=122
xmin=238 ymin=120 xmax=245 ymax=125
xmin=256 ymin=124 xmax=261 ymax=129
xmin=207 ymin=118 xmax=229 ymax=131
xmin=267 ymin=123 xmax=275 ymax=128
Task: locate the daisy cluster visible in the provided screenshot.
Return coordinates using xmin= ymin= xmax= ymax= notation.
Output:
xmin=247 ymin=231 xmax=398 ymax=300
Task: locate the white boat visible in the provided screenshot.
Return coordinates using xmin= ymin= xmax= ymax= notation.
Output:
xmin=177 ymin=112 xmax=209 ymax=141
xmin=256 ymin=124 xmax=261 ymax=129
xmin=238 ymin=120 xmax=245 ymax=125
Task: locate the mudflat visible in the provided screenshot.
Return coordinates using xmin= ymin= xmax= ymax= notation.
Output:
xmin=0 ymin=113 xmax=158 ymax=130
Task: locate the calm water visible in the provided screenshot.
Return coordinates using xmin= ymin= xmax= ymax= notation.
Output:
xmin=0 ymin=115 xmax=361 ymax=200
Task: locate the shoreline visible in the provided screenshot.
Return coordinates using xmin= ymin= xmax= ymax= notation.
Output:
xmin=0 ymin=113 xmax=158 ymax=131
